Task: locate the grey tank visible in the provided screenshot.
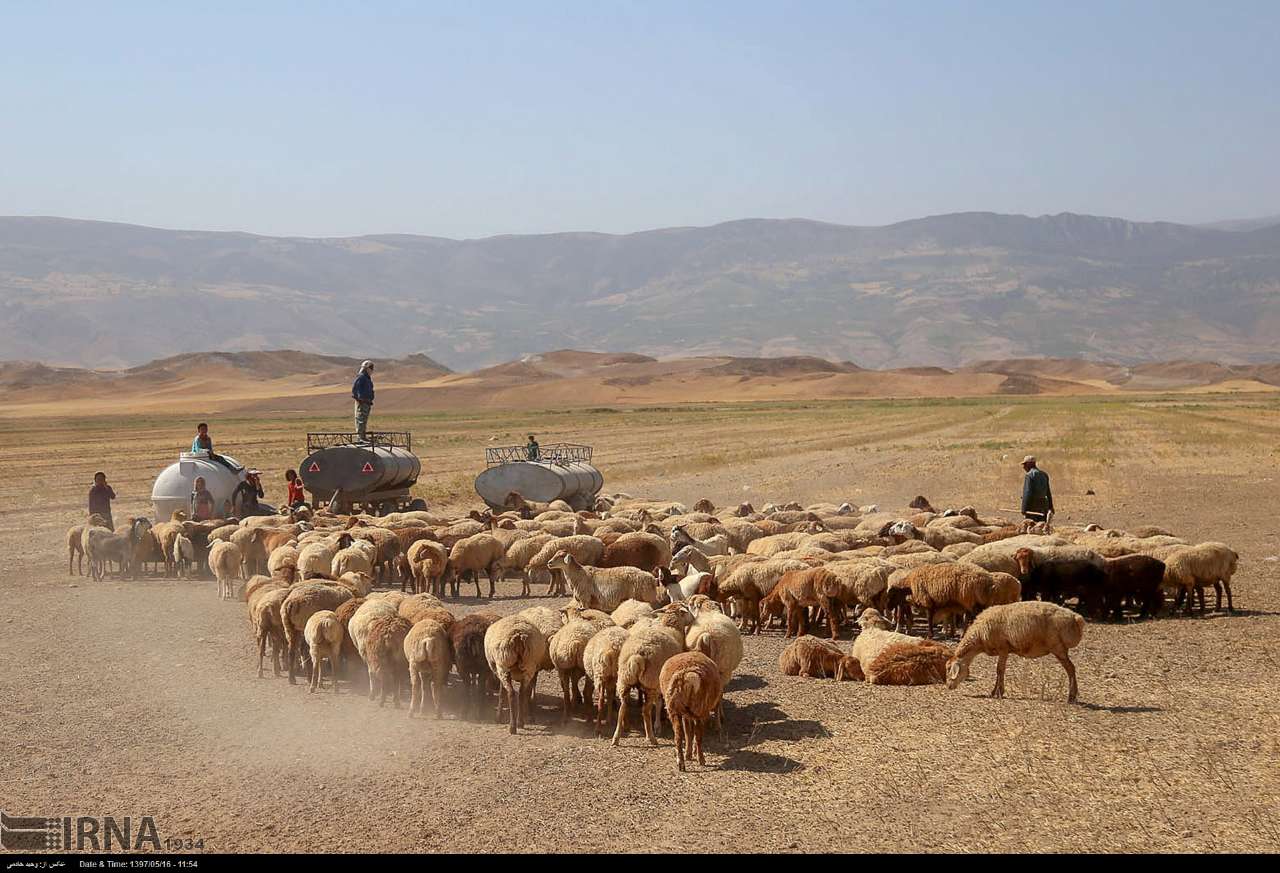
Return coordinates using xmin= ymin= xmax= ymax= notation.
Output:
xmin=300 ymin=444 xmax=421 ymax=500
xmin=475 ymin=461 xmax=603 ymax=509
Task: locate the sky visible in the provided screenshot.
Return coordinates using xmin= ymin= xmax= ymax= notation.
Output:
xmin=2 ymin=0 xmax=1277 ymax=239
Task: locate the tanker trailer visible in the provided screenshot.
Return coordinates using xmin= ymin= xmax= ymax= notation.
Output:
xmin=299 ymin=431 xmax=425 ymax=516
xmin=152 ymin=450 xmax=261 ymax=522
xmin=474 ymin=443 xmax=603 ymax=512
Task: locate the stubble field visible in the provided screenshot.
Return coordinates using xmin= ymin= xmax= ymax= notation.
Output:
xmin=2 ymin=394 xmax=1279 ymax=852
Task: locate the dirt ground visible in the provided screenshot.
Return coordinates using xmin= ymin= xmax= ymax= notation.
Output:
xmin=2 ymin=396 xmax=1279 ymax=852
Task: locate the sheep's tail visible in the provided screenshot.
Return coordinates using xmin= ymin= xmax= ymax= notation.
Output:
xmin=281 ymin=600 xmax=300 ymax=653
xmin=666 ymin=668 xmax=701 ymax=716
xmin=693 ymin=631 xmax=716 ymax=661
xmin=1064 ymin=612 xmax=1086 ymax=648
xmin=616 ymin=652 xmax=646 ymax=697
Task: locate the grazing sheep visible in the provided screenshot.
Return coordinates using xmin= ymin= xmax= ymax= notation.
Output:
xmin=405 ymin=617 xmax=453 ymax=718
xmin=659 ymin=651 xmax=723 ymax=772
xmin=961 ymin=534 xmax=1072 ymax=576
xmin=366 ymin=615 xmax=413 ymax=707
xmin=778 ymin=635 xmax=861 ymax=680
xmin=1162 ymin=542 xmax=1239 ymax=613
xmin=864 ymin=641 xmax=952 ymax=686
xmin=1013 ymin=547 xmax=1106 ymax=614
xmin=484 ymin=615 xmax=548 ymax=734
xmin=281 ymin=582 xmax=353 ymax=684
xmin=208 ymin=541 xmax=245 ymax=600
xmin=446 ymin=533 xmax=506 ymax=598
xmin=774 ymin=566 xmax=843 ymax=639
xmin=601 ymin=530 xmax=672 ymax=573
xmin=549 ymin=552 xmax=659 ymax=612
xmin=304 ymin=610 xmax=344 ymax=693
xmin=717 ymin=558 xmax=808 ymax=634
xmin=613 ymin=604 xmax=695 ymax=747
xmin=450 ymin=612 xmax=500 ymax=718
xmin=946 ymin=601 xmax=1086 ymax=703
xmin=583 ymin=625 xmax=630 ymax=737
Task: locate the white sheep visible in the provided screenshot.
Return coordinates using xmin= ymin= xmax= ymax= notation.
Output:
xmin=613 ymin=603 xmax=696 ymax=747
xmin=171 ymin=533 xmax=196 ymax=579
xmin=583 ymin=625 xmax=630 ymax=737
xmin=208 ymin=541 xmax=244 ymax=600
xmin=548 ymin=552 xmax=659 ymax=612
xmin=946 ymin=600 xmax=1086 ymax=703
xmin=684 ymin=600 xmax=742 ymax=734
xmin=404 ymin=616 xmax=453 ymax=718
xmin=304 ymin=609 xmax=344 ymax=693
xmin=483 ymin=614 xmax=548 ymax=734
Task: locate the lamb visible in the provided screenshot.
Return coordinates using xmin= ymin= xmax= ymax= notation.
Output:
xmin=684 ymin=600 xmax=743 ymax=732
xmin=446 ymin=533 xmax=506 ymax=598
xmin=366 ymin=615 xmax=413 ymax=707
xmin=280 ymin=582 xmax=353 ymax=684
xmin=670 ymin=525 xmax=730 ymax=557
xmin=208 ymin=541 xmax=245 ymax=600
xmin=946 ymin=601 xmax=1086 ymax=703
xmin=405 ymin=616 xmax=454 ymax=718
xmin=548 ymin=552 xmax=659 ymax=612
xmin=583 ymin=625 xmax=630 ymax=736
xmin=864 ymin=641 xmax=952 ymax=686
xmin=895 ymin=562 xmax=1022 ymax=638
xmin=613 ymin=603 xmax=696 ymax=747
xmin=659 ymin=652 xmax=723 ymax=772
xmin=778 ymin=635 xmax=861 ymax=680
xmin=548 ymin=607 xmax=614 ymax=722
xmin=450 ymin=612 xmax=500 ymax=718
xmin=850 ymin=608 xmax=934 ymax=669
xmin=484 ymin=614 xmax=548 ymax=734
xmin=171 ymin=533 xmax=196 ymax=579
xmin=304 ymin=610 xmax=344 ymax=693
xmin=1162 ymin=542 xmax=1239 ymax=613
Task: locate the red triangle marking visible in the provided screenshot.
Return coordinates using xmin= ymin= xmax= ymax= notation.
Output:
xmin=307 ymin=462 xmax=320 ymax=473
xmin=361 ymin=462 xmax=375 ymax=473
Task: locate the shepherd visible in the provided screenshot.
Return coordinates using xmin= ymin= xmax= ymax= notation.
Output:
xmin=1020 ymin=455 xmax=1054 ymax=524
xmin=352 ymin=360 xmax=375 ymax=442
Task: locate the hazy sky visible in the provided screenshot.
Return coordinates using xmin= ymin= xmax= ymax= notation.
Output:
xmin=3 ymin=1 xmax=1277 ymax=238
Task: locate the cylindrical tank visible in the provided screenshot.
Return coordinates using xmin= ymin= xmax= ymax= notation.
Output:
xmin=151 ymin=452 xmax=248 ymax=521
xmin=474 ymin=460 xmax=604 ymax=509
xmin=299 ymin=444 xmax=421 ymax=500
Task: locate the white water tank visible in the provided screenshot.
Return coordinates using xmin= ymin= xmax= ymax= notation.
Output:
xmin=151 ymin=451 xmax=248 ymax=521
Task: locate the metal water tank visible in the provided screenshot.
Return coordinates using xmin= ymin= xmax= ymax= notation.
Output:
xmin=300 ymin=444 xmax=421 ymax=498
xmin=151 ymin=452 xmax=248 ymax=521
xmin=474 ymin=443 xmax=603 ymax=510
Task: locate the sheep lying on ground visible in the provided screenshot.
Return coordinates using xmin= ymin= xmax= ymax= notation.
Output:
xmin=1162 ymin=542 xmax=1239 ymax=613
xmin=864 ymin=641 xmax=952 ymax=685
xmin=946 ymin=601 xmax=1086 ymax=703
xmin=778 ymin=635 xmax=861 ymax=680
xmin=304 ymin=610 xmax=344 ymax=693
xmin=660 ymin=652 xmax=723 ymax=772
xmin=850 ymin=608 xmax=933 ymax=669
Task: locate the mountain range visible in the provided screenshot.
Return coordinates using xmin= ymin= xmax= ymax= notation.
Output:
xmin=2 ymin=211 xmax=1279 ymax=370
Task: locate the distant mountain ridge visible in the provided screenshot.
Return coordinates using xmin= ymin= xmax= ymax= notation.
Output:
xmin=3 ymin=211 xmax=1280 ymax=369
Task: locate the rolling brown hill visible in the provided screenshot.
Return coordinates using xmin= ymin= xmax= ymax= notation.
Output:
xmin=3 ymin=349 xmax=1278 ymax=419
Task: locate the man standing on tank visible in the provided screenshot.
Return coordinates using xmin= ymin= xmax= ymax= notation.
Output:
xmin=353 ymin=360 xmax=375 ymax=442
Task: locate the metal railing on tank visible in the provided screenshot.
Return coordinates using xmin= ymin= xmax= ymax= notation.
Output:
xmin=306 ymin=432 xmax=413 ymax=452
xmin=484 ymin=443 xmax=593 ymax=467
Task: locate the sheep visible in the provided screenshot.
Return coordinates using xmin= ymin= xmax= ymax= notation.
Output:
xmin=398 ymin=593 xmax=449 ymax=625
xmin=366 ymin=615 xmax=413 ymax=707
xmin=601 ymin=531 xmax=672 ymax=573
xmin=171 ymin=533 xmax=196 ymax=579
xmin=500 ymin=533 xmax=556 ymax=596
xmin=850 ymin=608 xmax=935 ymax=669
xmin=773 ymin=566 xmax=844 ymax=639
xmin=611 ymin=598 xmax=655 ymax=629
xmin=208 ymin=541 xmax=245 ymax=600
xmin=450 ymin=612 xmax=500 ymax=718
xmin=778 ymin=635 xmax=861 ymax=680
xmin=304 ymin=610 xmax=344 ymax=693
xmin=349 ymin=598 xmax=399 ymax=677
xmin=516 ymin=605 xmax=565 ymax=719
xmin=946 ymin=601 xmax=1086 ymax=703
xmin=1101 ymin=555 xmax=1166 ymax=620
xmin=297 ymin=533 xmax=353 ymax=580
xmin=250 ymin=587 xmax=290 ymax=678
xmin=894 ymin=562 xmax=1022 ymax=638
xmin=656 ymin=567 xmax=716 ymax=604
xmin=446 ymin=533 xmax=506 ymax=598
xmin=961 ymin=534 xmax=1072 ymax=576
xmin=864 ymin=641 xmax=952 ymax=686
xmin=613 ymin=603 xmax=696 ymax=747
xmin=526 ymin=535 xmax=606 ymax=595
xmin=405 ymin=539 xmax=448 ymax=595
xmin=548 ymin=607 xmax=613 ymax=722
xmin=333 ymin=596 xmax=366 ymax=685
xmin=1162 ymin=542 xmax=1239 ymax=614
xmin=659 ymin=651 xmax=723 ymax=772
xmin=824 ymin=560 xmax=892 ymax=616
xmin=84 ymin=524 xmax=131 ymax=582
xmin=1013 ymin=547 xmax=1107 ymax=615
xmin=548 ymin=552 xmax=659 ymax=612
xmin=684 ymin=600 xmax=743 ymax=733
xmin=583 ymin=625 xmax=630 ymax=737
xmin=716 ymin=558 xmax=808 ymax=634
xmin=281 ymin=582 xmax=353 ymax=684
xmin=670 ymin=524 xmax=730 ymax=558
xmin=67 ymin=520 xmax=97 ymax=575
xmin=484 ymin=615 xmax=548 ymax=734
xmin=670 ymin=544 xmax=713 ymax=577
xmin=332 ymin=544 xmax=374 ymax=580
xmin=266 ymin=543 xmax=299 ymax=582
xmin=405 ymin=616 xmax=453 ymax=718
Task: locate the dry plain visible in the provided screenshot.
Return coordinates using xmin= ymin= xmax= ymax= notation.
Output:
xmin=2 ymin=394 xmax=1279 ymax=852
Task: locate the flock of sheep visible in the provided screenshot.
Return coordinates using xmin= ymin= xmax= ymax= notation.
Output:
xmin=66 ymin=491 xmax=1241 ymax=771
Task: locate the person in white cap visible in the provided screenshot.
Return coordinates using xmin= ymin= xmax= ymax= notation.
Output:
xmin=1020 ymin=455 xmax=1054 ymax=523
xmin=352 ymin=360 xmax=375 ymax=441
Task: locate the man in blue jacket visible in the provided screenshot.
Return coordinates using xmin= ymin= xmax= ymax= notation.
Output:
xmin=1021 ymin=455 xmax=1054 ymax=523
xmin=352 ymin=360 xmax=375 ymax=441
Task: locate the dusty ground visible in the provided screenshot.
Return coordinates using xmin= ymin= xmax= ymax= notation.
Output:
xmin=2 ymin=395 xmax=1279 ymax=852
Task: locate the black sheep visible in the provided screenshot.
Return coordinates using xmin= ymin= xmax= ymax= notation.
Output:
xmin=1102 ymin=555 xmax=1166 ymax=620
xmin=1014 ymin=548 xmax=1107 ymax=616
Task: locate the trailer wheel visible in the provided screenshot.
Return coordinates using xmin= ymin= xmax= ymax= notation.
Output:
xmin=408 ymin=498 xmax=428 ymax=512
xmin=378 ymin=500 xmax=399 ymax=517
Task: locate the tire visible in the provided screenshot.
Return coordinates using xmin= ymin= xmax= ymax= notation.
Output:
xmin=408 ymin=498 xmax=428 ymax=512
xmin=379 ymin=500 xmax=399 ymax=517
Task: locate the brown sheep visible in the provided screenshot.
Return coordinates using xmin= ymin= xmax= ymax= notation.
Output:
xmin=778 ymin=635 xmax=861 ymax=680
xmin=659 ymin=651 xmax=723 ymax=772
xmin=281 ymin=582 xmax=353 ymax=684
xmin=600 ymin=531 xmax=672 ymax=573
xmin=366 ymin=615 xmax=413 ymax=707
xmin=864 ymin=641 xmax=953 ymax=686
xmin=450 ymin=612 xmax=500 ymax=718
xmin=774 ymin=567 xmax=843 ymax=639
xmin=405 ymin=617 xmax=453 ymax=718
